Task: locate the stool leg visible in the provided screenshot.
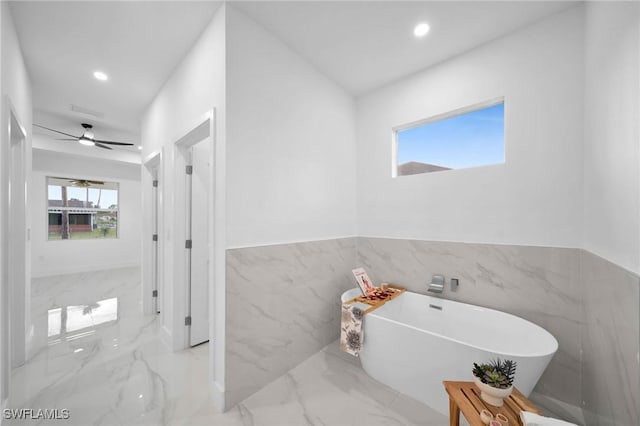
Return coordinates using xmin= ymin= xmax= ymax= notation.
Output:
xmin=449 ymin=398 xmax=460 ymax=426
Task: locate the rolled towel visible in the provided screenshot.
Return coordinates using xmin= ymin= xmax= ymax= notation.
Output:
xmin=340 ymin=303 xmax=364 ymax=356
xmin=520 ymin=411 xmax=578 ymax=426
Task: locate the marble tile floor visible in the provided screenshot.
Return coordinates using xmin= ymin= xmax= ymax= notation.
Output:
xmin=8 ymin=267 xmax=447 ymax=425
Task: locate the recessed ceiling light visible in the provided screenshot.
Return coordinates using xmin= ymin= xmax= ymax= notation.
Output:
xmin=137 ymin=146 xmax=143 ymax=150
xmin=414 ymin=22 xmax=430 ymax=38
xmin=93 ymin=71 xmax=108 ymax=81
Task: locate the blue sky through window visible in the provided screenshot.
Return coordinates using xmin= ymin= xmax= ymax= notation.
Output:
xmin=397 ymin=102 xmax=504 ymax=171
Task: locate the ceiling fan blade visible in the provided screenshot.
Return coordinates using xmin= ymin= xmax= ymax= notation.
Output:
xmin=56 ymin=138 xmax=78 ymax=141
xmin=94 ymin=142 xmax=113 ymax=150
xmin=70 ymin=179 xmax=105 ymax=186
xmin=34 ymin=124 xmax=79 ymax=139
xmin=94 ymin=139 xmax=134 ymax=146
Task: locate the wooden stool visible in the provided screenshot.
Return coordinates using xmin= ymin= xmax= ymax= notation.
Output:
xmin=443 ymin=381 xmax=542 ymax=426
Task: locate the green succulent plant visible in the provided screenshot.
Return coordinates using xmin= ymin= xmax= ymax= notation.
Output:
xmin=472 ymin=358 xmax=517 ymax=389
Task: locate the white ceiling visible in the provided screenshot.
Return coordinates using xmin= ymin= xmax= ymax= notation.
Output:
xmin=10 ymin=0 xmax=222 ymax=152
xmin=233 ymin=1 xmax=579 ymax=95
xmin=10 ymin=1 xmax=578 ymax=157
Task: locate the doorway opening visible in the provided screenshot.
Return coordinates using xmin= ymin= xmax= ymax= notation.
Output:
xmin=184 ymin=140 xmax=210 ymax=346
xmin=143 ymin=152 xmax=162 ymax=316
xmin=1 ymin=102 xmax=28 ymax=407
xmin=173 ymin=111 xmax=214 ymax=349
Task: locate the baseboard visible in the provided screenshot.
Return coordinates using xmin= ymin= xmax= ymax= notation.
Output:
xmin=211 ymin=380 xmax=225 ymax=413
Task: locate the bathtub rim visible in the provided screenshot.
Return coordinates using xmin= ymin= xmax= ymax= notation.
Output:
xmin=341 ymin=288 xmax=559 ymax=359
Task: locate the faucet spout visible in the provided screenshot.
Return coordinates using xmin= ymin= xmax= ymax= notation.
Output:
xmin=428 ymin=274 xmax=445 ymax=293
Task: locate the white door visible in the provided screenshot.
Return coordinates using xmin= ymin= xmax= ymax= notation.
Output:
xmin=188 ymin=140 xmax=210 ymax=346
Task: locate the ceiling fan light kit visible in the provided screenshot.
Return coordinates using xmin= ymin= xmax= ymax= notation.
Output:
xmin=78 ymin=136 xmax=95 ymax=146
xmin=34 ymin=122 xmax=134 ymax=151
xmin=78 ymin=123 xmax=96 ymax=146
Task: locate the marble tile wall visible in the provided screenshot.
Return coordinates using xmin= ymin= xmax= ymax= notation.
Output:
xmin=356 ymin=237 xmax=583 ymax=407
xmin=224 ymin=236 xmax=639 ymax=425
xmin=581 ymin=251 xmax=639 ymax=426
xmin=225 ymin=238 xmax=357 ymax=408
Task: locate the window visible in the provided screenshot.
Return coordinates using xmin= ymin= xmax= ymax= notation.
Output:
xmin=394 ymin=100 xmax=504 ymax=176
xmin=47 ymin=177 xmax=119 ymax=240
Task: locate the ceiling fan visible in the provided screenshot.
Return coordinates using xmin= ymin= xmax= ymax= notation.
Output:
xmin=52 ymin=177 xmax=105 ymax=187
xmin=34 ymin=123 xmax=134 ymax=150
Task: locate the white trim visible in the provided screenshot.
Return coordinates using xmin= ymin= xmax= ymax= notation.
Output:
xmin=391 ymin=127 xmax=399 ymax=178
xmin=142 ymin=151 xmax=161 ymax=169
xmin=1 ymin=95 xmax=29 ymax=406
xmin=142 ymin=151 xmax=163 ymax=316
xmin=171 ymin=110 xmax=214 ymax=153
xmin=171 ymin=110 xmax=215 ymax=351
xmin=356 ymin=234 xmax=578 ymax=251
xmin=392 ymin=96 xmax=505 ymax=132
xmin=223 ymin=234 xmax=581 ymax=253
xmin=44 ymin=176 xmax=121 ymax=241
xmin=210 ymin=380 xmax=225 ymax=413
xmin=6 ymin=98 xmax=28 ymax=371
xmin=391 ymin=97 xmax=505 ymax=177
xmin=226 ymin=235 xmax=358 ymax=251
xmin=47 ymin=207 xmax=117 ymax=213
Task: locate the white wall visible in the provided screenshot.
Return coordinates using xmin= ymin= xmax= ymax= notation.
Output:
xmin=140 ymin=4 xmax=226 ymax=410
xmin=356 ymin=6 xmax=584 ymax=248
xmin=1 ymin=3 xmax=31 ymax=130
xmin=225 ymin=5 xmax=357 ymax=248
xmin=1 ymin=4 xmax=4 ymax=410
xmin=223 ymin=5 xmax=357 ymax=408
xmin=1 ymin=0 xmax=32 ymax=408
xmin=30 ymin=149 xmax=141 ymax=277
xmin=583 ymin=2 xmax=640 ymax=275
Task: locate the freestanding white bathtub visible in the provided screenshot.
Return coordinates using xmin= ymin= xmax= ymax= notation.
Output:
xmin=341 ymin=288 xmax=558 ymax=415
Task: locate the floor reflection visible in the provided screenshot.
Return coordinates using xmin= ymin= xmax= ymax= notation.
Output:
xmin=47 ymin=297 xmax=118 ymax=341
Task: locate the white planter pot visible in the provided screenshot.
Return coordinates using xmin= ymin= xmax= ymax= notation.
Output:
xmin=473 ymin=377 xmax=513 ymax=407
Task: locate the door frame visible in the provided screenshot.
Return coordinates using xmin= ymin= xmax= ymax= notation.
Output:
xmin=171 ymin=110 xmax=215 ymax=351
xmin=8 ymin=101 xmax=27 ymax=369
xmin=142 ymin=150 xmax=162 ymax=316
xmin=1 ymin=96 xmax=28 ymax=409
xmin=185 ymin=136 xmax=211 ymax=347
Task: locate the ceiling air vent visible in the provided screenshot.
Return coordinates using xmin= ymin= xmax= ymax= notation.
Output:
xmin=70 ymin=104 xmax=103 ymax=119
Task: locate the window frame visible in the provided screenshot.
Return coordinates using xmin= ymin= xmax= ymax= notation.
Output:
xmin=45 ymin=176 xmax=120 ymax=241
xmin=392 ymin=97 xmax=505 ymax=177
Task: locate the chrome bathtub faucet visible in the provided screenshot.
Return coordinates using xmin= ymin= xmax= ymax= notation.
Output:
xmin=427 ymin=274 xmax=445 ymax=293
